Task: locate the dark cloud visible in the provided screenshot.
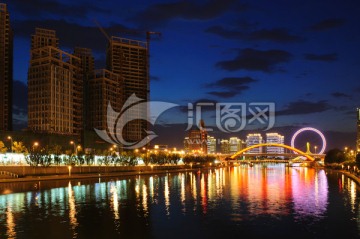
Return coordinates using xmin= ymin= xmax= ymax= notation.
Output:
xmin=277 ymin=100 xmax=332 ymax=116
xmin=206 ymin=77 xmax=257 ymax=89
xmin=12 ymin=80 xmax=28 ymax=130
xmin=304 ymin=53 xmax=338 ymax=62
xmin=5 ymin=0 xmax=109 ymax=19
xmin=206 ymin=26 xmax=304 ymax=43
xmin=216 ymin=48 xmax=292 ymax=72
xmin=13 ymin=19 xmax=140 ymax=53
xmin=207 ymin=91 xmax=239 ymax=98
xmin=131 ymin=0 xmax=246 ymax=27
xmin=205 ymin=26 xmax=244 ymax=39
xmin=151 ymin=76 xmax=161 ymax=81
xmin=205 ymin=76 xmax=256 ymax=97
xmin=310 ymin=18 xmax=346 ymax=31
xmin=331 ymin=92 xmax=352 ymax=99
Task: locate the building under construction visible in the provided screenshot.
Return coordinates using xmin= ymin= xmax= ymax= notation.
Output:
xmin=106 ymin=36 xmax=148 ymax=144
xmin=28 ymin=28 xmax=83 ymax=136
xmin=0 ymin=3 xmax=13 ymax=131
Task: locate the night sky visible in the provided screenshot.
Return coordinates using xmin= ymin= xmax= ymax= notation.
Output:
xmin=4 ymin=0 xmax=360 ymax=151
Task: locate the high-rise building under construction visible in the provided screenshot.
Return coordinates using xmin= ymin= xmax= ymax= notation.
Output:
xmin=106 ymin=36 xmax=148 ymax=144
xmin=0 ymin=3 xmax=13 ymax=131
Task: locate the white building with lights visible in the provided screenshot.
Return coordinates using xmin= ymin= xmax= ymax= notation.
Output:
xmin=246 ymin=134 xmax=263 ymax=153
xmin=266 ymin=133 xmax=285 ymax=157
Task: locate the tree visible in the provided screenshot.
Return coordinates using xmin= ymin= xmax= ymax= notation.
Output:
xmin=85 ymin=151 xmax=95 ymax=166
xmin=0 ymin=141 xmax=7 ymax=153
xmin=49 ymin=144 xmax=62 ymax=165
xmin=324 ymin=149 xmax=346 ymax=164
xmin=12 ymin=141 xmax=28 ymax=154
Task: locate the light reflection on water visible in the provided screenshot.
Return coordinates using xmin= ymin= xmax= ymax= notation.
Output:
xmin=0 ymin=164 xmax=360 ymax=238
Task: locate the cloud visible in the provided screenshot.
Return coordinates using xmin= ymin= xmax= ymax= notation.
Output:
xmin=310 ymin=18 xmax=346 ymax=31
xmin=13 ymin=19 xmax=139 ymax=52
xmin=277 ymin=100 xmax=332 ymax=116
xmin=130 ymin=0 xmax=245 ymax=27
xmin=216 ymin=48 xmax=292 ymax=72
xmin=206 ymin=26 xmax=304 ymax=43
xmin=205 ymin=76 xmax=257 ymax=97
xmin=331 ymin=92 xmax=352 ymax=99
xmin=151 ymin=76 xmax=161 ymax=81
xmin=207 ymin=91 xmax=239 ymax=98
xmin=6 ymin=0 xmax=109 ymax=19
xmin=304 ymin=53 xmax=338 ymax=62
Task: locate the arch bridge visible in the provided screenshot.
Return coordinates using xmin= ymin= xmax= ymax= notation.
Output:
xmin=229 ymin=143 xmax=320 ymax=161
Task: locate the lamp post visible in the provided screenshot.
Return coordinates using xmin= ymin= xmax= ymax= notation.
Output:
xmin=7 ymin=136 xmax=13 ymax=153
xmin=314 ymin=146 xmax=317 ymax=154
xmin=33 ymin=142 xmax=39 ymax=151
xmin=70 ymin=141 xmax=77 ymax=154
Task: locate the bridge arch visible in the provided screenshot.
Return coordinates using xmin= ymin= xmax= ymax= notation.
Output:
xmin=230 ymin=143 xmax=315 ymax=161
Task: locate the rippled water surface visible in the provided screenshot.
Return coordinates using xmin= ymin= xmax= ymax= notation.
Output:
xmin=0 ymin=164 xmax=360 ymax=238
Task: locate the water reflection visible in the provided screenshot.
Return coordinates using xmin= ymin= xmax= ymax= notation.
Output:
xmin=0 ymin=165 xmax=360 ymax=238
xmin=6 ymin=201 xmax=16 ymax=239
xmin=110 ymin=183 xmax=119 ymax=220
xmin=68 ymin=182 xmax=78 ymax=238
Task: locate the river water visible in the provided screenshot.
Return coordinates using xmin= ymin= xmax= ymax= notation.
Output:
xmin=0 ymin=164 xmax=359 ymax=239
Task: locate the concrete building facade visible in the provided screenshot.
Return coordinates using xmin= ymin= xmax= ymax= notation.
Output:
xmin=107 ymin=36 xmax=148 ymax=144
xmin=28 ymin=29 xmax=83 ymax=136
xmin=0 ymin=3 xmax=13 ymax=131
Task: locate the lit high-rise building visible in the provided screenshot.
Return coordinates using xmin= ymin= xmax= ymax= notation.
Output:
xmin=266 ymin=133 xmax=285 ymax=156
xmin=357 ymin=108 xmax=360 ymax=152
xmin=229 ymin=137 xmax=244 ymax=154
xmin=107 ymin=36 xmax=148 ymax=144
xmin=220 ymin=139 xmax=230 ymax=154
xmin=246 ymin=134 xmax=263 ymax=153
xmin=207 ymin=135 xmax=217 ymax=154
xmin=0 ymin=3 xmax=13 ymax=131
xmin=28 ymin=28 xmax=83 ymax=136
xmin=186 ymin=128 xmax=208 ymax=154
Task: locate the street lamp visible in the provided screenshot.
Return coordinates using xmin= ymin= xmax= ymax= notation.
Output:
xmin=314 ymin=146 xmax=317 ymax=154
xmin=7 ymin=136 xmax=13 ymax=153
xmin=70 ymin=141 xmax=77 ymax=154
xmin=33 ymin=142 xmax=39 ymax=151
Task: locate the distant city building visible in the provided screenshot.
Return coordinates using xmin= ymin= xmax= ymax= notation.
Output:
xmin=88 ymin=69 xmax=122 ymax=131
xmin=184 ymin=136 xmax=190 ymax=153
xmin=207 ymin=136 xmax=217 ymax=154
xmin=28 ymin=28 xmax=83 ymax=137
xmin=107 ymin=36 xmax=148 ymax=144
xmin=266 ymin=133 xmax=285 ymax=157
xmin=229 ymin=137 xmax=244 ymax=154
xmin=220 ymin=139 xmax=230 ymax=154
xmin=357 ymin=108 xmax=360 ymax=152
xmin=185 ymin=121 xmax=208 ymax=154
xmin=246 ymin=134 xmax=263 ymax=153
xmin=0 ymin=3 xmax=13 ymax=131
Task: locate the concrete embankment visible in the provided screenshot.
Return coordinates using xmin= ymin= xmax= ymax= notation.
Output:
xmin=0 ymin=165 xmax=203 ymax=183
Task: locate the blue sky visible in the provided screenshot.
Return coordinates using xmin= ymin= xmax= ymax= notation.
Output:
xmin=4 ymin=0 xmax=360 ymax=150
